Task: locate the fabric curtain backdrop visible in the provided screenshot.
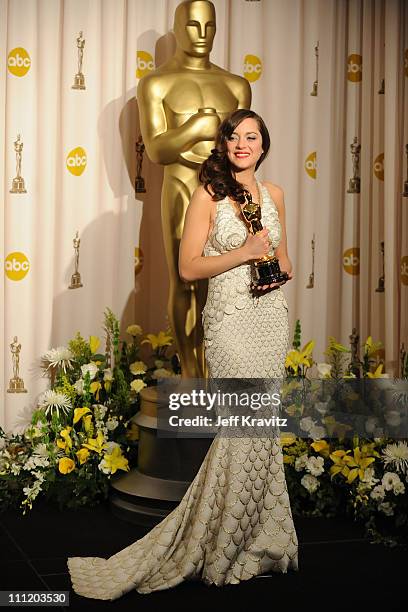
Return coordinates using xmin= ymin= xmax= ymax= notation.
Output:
xmin=1 ymin=0 xmax=407 ymax=433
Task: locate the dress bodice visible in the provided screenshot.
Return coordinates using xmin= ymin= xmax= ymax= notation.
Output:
xmin=202 ymin=182 xmax=288 ymax=340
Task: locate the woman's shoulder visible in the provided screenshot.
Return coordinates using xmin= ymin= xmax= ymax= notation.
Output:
xmin=261 ymin=180 xmax=284 ymax=199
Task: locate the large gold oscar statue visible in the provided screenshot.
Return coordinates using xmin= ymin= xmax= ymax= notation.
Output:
xmin=137 ymin=0 xmax=251 ymax=377
xmin=111 ymin=0 xmax=251 ymax=526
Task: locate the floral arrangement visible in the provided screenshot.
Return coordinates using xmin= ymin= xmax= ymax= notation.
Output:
xmin=281 ymin=320 xmax=408 ymax=546
xmin=0 ymin=309 xmax=179 ymax=513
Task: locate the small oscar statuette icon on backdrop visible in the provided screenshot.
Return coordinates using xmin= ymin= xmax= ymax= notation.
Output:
xmin=69 ymin=231 xmax=83 ymax=289
xmin=7 ymin=336 xmax=27 ymax=393
xmin=72 ymin=30 xmax=86 ymax=90
xmin=310 ymin=41 xmax=319 ymax=96
xmin=375 ymin=241 xmax=385 ymax=292
xmin=240 ymin=189 xmax=288 ymax=292
xmin=347 ymin=136 xmax=361 ymax=194
xmin=10 ymin=134 xmax=27 ymax=194
xmin=306 ymin=233 xmax=315 ymax=288
xmin=135 ymin=135 xmax=146 ymax=193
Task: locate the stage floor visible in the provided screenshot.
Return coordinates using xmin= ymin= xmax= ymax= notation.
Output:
xmin=1 ymin=500 xmax=406 ymax=611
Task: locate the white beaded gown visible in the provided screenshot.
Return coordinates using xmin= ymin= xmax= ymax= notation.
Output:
xmin=67 ymin=181 xmax=299 ymax=600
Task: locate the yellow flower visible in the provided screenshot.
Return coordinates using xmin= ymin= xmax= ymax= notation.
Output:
xmin=142 ymin=330 xmax=173 ymax=350
xmin=73 ymin=407 xmax=91 ymax=424
xmin=311 ymin=439 xmax=330 ymax=457
xmin=56 ymin=439 xmax=66 ymax=450
xmin=90 ymin=381 xmax=102 ymax=400
xmin=329 ymin=447 xmax=376 ymax=484
xmin=58 ymin=457 xmax=75 ymax=474
xmin=76 ymin=448 xmax=90 ymax=465
xmin=364 ymin=335 xmax=383 ymax=357
xmin=283 ymin=455 xmax=295 ymax=464
xmin=59 ymin=427 xmax=73 ymax=451
xmin=101 ymin=446 xmax=129 ymax=475
xmin=285 ymin=340 xmax=315 ymax=374
xmin=126 ymin=324 xmax=143 ymax=336
xmin=83 ymin=414 xmax=93 ymax=434
xmin=130 ymin=361 xmax=147 ymax=375
xmin=130 ymin=379 xmax=147 ymax=393
xmin=89 ymin=336 xmax=100 ymax=354
xmin=367 ymin=363 xmax=384 ymax=378
xmin=280 ymin=432 xmax=297 ymax=446
xmin=83 ymin=430 xmax=106 ymax=455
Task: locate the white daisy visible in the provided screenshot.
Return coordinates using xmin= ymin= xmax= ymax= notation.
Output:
xmin=41 ymin=347 xmax=74 ymax=374
xmin=381 ymin=471 xmax=401 ymax=491
xmin=388 ymin=378 xmax=408 ymax=408
xmin=370 ymin=484 xmax=385 ymax=501
xmin=38 ymin=390 xmax=71 ymax=419
xmin=301 ymin=474 xmax=320 ymax=493
xmin=382 ymin=441 xmax=408 ymax=476
xmin=306 ymin=455 xmax=325 ymax=477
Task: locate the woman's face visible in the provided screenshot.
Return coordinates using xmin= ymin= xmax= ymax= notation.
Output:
xmin=225 ymin=117 xmax=264 ymax=171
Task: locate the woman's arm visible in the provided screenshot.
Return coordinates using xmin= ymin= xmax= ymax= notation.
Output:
xmin=178 ymin=186 xmax=271 ymax=282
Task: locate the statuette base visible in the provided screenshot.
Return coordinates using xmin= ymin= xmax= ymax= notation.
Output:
xmin=69 ymin=272 xmax=83 ymax=289
xmin=10 ymin=177 xmax=27 ymax=193
xmin=72 ymin=73 xmax=86 ymax=90
xmin=7 ymin=378 xmax=27 ymax=393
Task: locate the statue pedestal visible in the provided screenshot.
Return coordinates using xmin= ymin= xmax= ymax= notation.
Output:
xmin=109 ymin=386 xmax=212 ymax=527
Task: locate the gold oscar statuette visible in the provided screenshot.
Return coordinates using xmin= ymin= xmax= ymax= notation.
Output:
xmin=7 ymin=336 xmax=27 ymax=393
xmin=135 ymin=135 xmax=146 ymax=193
xmin=137 ymin=0 xmax=251 ymax=377
xmin=347 ymin=136 xmax=361 ymax=194
xmin=72 ymin=31 xmax=86 ymax=90
xmin=306 ymin=233 xmax=315 ymax=288
xmin=240 ymin=189 xmax=288 ymax=290
xmin=375 ymin=241 xmax=385 ymax=292
xmin=10 ymin=134 xmax=27 ymax=194
xmin=69 ymin=231 xmax=83 ymax=289
xmin=310 ymin=41 xmax=319 ymax=97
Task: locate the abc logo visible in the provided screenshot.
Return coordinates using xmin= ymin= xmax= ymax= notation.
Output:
xmin=134 ymin=246 xmax=144 ymax=276
xmin=8 ymin=47 xmax=31 ymax=77
xmin=401 ymin=256 xmax=408 ymax=286
xmin=5 ymin=252 xmax=30 ymax=281
xmin=373 ymin=153 xmax=384 ymax=181
xmin=244 ymin=55 xmax=262 ymax=82
xmin=66 ymin=147 xmax=87 ymax=176
xmin=305 ymin=152 xmax=317 ymax=179
xmin=404 ymin=49 xmax=408 ymax=78
xmin=136 ymin=51 xmax=154 ymax=79
xmin=343 ymin=248 xmax=360 ymax=275
xmin=347 ymin=54 xmax=362 ymax=82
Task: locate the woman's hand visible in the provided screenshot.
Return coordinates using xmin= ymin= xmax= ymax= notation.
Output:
xmin=242 ymin=228 xmax=270 ymax=260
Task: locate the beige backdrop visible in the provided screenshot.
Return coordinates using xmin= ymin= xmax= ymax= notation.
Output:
xmin=1 ymin=0 xmax=407 ymax=433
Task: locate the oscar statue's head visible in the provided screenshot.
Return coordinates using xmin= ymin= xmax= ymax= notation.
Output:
xmin=174 ymin=0 xmax=216 ymax=57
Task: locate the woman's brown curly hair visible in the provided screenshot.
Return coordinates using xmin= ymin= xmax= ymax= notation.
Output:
xmin=198 ymin=109 xmax=270 ymax=204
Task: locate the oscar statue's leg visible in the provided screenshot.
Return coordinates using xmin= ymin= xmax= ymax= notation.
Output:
xmin=161 ymin=174 xmax=207 ymax=378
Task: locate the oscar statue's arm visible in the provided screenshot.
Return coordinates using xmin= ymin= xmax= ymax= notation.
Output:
xmin=234 ymin=76 xmax=252 ymax=110
xmin=137 ymin=77 xmax=219 ymax=165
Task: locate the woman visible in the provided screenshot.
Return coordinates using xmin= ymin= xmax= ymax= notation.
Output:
xmin=67 ymin=109 xmax=298 ymax=599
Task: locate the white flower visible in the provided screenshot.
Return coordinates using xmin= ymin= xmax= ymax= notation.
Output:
xmin=306 ymin=456 xmax=325 ymax=477
xmin=316 ymin=363 xmax=332 ymax=379
xmin=130 ymin=361 xmax=147 ymax=376
xmin=93 ymin=404 xmax=108 ymax=420
xmin=365 ymin=416 xmax=379 ymax=434
xmin=300 ymin=417 xmax=315 ymax=432
xmin=126 ymin=324 xmax=142 ymax=336
xmin=41 ymin=346 xmax=74 ymax=374
xmin=103 ymin=368 xmax=113 ymax=382
xmin=103 ymin=441 xmax=120 ymax=453
xmin=384 ymin=410 xmax=401 ymax=427
xmin=389 ymin=378 xmax=408 ymax=408
xmin=130 ymin=379 xmax=146 ymax=393
xmin=106 ymin=417 xmax=119 ymax=431
xmin=370 ymin=484 xmax=386 ymax=501
xmin=382 ymin=441 xmax=408 ymax=476
xmin=309 ymin=425 xmax=326 ymax=440
xmin=301 ymin=474 xmax=320 ymax=493
xmin=152 ymin=368 xmax=173 ymax=379
xmin=295 ymin=454 xmax=308 ymax=472
xmin=314 ymin=402 xmax=329 ymax=415
xmin=393 ymin=481 xmax=405 ymax=495
xmin=378 ymin=501 xmax=394 ymax=516
xmin=381 ymin=471 xmax=401 ymax=491
xmin=38 ymin=390 xmax=71 ymax=418
xmin=13 ymin=404 xmax=36 ymax=433
xmin=73 ymin=379 xmax=84 ymax=395
xmin=81 ymin=362 xmax=98 ymax=381
xmin=361 ymin=466 xmax=379 ymax=488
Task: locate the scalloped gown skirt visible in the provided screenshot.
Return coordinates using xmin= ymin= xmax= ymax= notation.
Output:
xmin=67 ymin=294 xmax=299 ymax=600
